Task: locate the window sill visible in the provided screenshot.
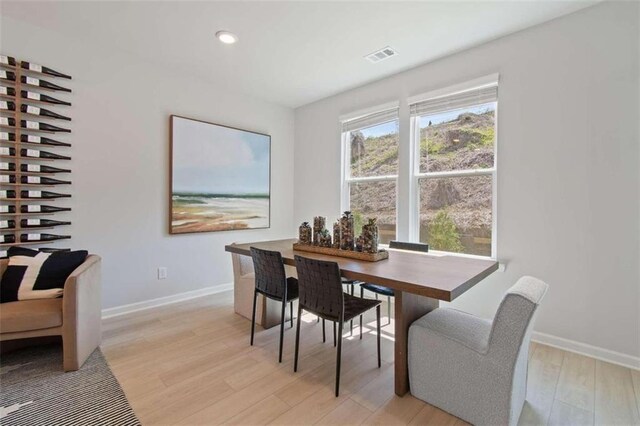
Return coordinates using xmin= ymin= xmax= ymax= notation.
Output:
xmin=382 ymin=244 xmax=497 ymax=262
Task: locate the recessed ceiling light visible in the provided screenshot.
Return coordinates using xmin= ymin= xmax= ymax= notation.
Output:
xmin=216 ymin=31 xmax=238 ymax=44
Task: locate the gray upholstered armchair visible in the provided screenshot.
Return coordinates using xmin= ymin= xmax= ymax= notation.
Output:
xmin=408 ymin=276 xmax=549 ymax=426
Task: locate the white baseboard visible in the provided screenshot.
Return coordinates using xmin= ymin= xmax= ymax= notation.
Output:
xmin=532 ymin=331 xmax=640 ymax=371
xmin=101 ymin=283 xmax=233 ymax=319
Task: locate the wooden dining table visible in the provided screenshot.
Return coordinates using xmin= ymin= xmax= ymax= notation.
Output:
xmin=225 ymin=238 xmax=499 ymax=397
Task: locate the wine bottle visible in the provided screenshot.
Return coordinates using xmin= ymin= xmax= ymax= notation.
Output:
xmin=21 ymin=204 xmax=71 ymax=214
xmin=20 ymin=190 xmax=70 ymax=199
xmin=0 ymin=162 xmax=16 ymax=171
xmin=0 ymin=220 xmax=15 ymax=229
xmin=21 ymin=149 xmax=71 ymax=160
xmin=20 ymin=164 xmax=70 ymax=174
xmin=0 ymin=100 xmax=15 ymax=111
xmin=0 ymin=56 xmax=16 ymax=67
xmin=21 ymin=76 xmax=71 ymax=93
xmin=39 ymin=248 xmax=71 ymax=253
xmin=0 ymin=70 xmax=15 ymax=82
xmin=20 ymin=233 xmax=71 ymax=243
xmin=20 ymin=135 xmax=71 ymax=147
xmin=20 ymin=120 xmax=71 ymax=133
xmin=0 ymin=117 xmax=16 ymax=127
xmin=21 ymin=62 xmax=71 ymax=80
xmin=0 ymin=147 xmax=15 ymax=156
xmin=0 ymin=132 xmax=15 ymax=141
xmin=0 ymin=234 xmax=16 ymax=244
xmin=20 ymin=219 xmax=71 ymax=228
xmin=20 ymin=105 xmax=71 ymax=121
xmin=0 ymin=86 xmax=16 ymax=97
xmin=20 ymin=176 xmax=71 ymax=185
xmin=0 ymin=189 xmax=16 ymax=198
xmin=0 ymin=205 xmax=16 ymax=213
xmin=21 ymin=233 xmax=71 ymax=242
xmin=21 ymin=90 xmax=71 ymax=106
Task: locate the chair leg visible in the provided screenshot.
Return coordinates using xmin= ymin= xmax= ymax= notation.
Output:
xmin=350 ymin=284 xmax=354 ymax=336
xmin=294 ymin=306 xmax=302 ymax=372
xmin=376 ymin=305 xmax=381 ymax=368
xmin=317 ymin=316 xmax=320 ymax=323
xmin=290 ymin=301 xmax=294 ymax=329
xmin=333 ymin=322 xmax=337 ymax=347
xmin=322 ymin=319 xmax=326 ymax=343
xmin=387 ymin=296 xmax=391 ymax=326
xmin=359 ymin=286 xmax=364 ymax=340
xmin=335 ymin=321 xmax=344 ymax=397
xmin=250 ymin=290 xmax=258 ymax=346
xmin=278 ymin=298 xmax=286 ymax=363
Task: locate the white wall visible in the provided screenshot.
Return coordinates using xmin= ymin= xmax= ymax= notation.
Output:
xmin=0 ymin=17 xmax=295 ymax=309
xmin=294 ymin=2 xmax=640 ymax=361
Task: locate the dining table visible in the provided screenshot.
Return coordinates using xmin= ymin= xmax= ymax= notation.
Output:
xmin=225 ymin=238 xmax=499 ymax=396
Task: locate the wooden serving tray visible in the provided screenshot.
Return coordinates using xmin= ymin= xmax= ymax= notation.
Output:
xmin=293 ymin=242 xmax=389 ymax=262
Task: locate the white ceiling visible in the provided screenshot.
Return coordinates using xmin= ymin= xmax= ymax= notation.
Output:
xmin=2 ymin=1 xmax=598 ymax=108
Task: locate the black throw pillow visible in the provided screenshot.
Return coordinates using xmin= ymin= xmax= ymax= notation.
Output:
xmin=0 ymin=246 xmax=88 ymax=303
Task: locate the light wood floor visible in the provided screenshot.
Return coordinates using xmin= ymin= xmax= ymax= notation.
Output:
xmin=102 ymin=291 xmax=640 ymax=426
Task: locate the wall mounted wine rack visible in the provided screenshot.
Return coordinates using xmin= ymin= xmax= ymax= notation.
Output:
xmin=0 ymin=55 xmax=73 ymax=257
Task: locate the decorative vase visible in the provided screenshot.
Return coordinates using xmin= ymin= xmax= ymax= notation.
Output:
xmin=339 ymin=211 xmax=355 ymax=251
xmin=298 ymin=222 xmax=312 ymax=245
xmin=362 ymin=218 xmax=379 ymax=253
xmin=332 ymin=221 xmax=341 ymax=249
xmin=313 ymin=216 xmax=326 ymax=246
xmin=319 ymin=229 xmax=332 ymax=248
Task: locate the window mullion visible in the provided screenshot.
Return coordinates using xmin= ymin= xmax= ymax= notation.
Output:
xmin=416 ymin=168 xmax=494 ymax=180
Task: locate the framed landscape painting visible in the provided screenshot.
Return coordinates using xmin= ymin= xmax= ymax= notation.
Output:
xmin=170 ymin=115 xmax=271 ymax=234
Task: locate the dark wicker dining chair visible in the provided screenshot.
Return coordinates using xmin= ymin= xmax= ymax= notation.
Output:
xmin=293 ymin=255 xmax=381 ymax=397
xmin=360 ymin=240 xmax=429 ymax=325
xmin=250 ymin=247 xmax=299 ymax=363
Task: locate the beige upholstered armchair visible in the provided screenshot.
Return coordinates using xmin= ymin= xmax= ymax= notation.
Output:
xmin=0 ymin=255 xmax=102 ymax=371
xmin=232 ymin=252 xmax=296 ymax=329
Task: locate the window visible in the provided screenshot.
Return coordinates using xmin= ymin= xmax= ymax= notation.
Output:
xmin=339 ymin=77 xmax=497 ymax=257
xmin=411 ymin=83 xmax=497 ymax=257
xmin=341 ymin=107 xmax=399 ymax=244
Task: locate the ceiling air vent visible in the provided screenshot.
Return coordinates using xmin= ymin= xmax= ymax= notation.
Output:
xmin=365 ymin=46 xmax=398 ymax=63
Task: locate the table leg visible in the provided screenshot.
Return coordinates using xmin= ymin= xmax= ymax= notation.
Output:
xmin=394 ymin=291 xmax=439 ymax=396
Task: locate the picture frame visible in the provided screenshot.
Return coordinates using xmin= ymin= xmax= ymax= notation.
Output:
xmin=169 ymin=115 xmax=271 ymax=234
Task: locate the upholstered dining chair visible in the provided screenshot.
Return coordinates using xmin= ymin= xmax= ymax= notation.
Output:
xmin=360 ymin=240 xmax=429 ymax=326
xmin=250 ymin=247 xmax=299 ymax=363
xmin=408 ymin=276 xmax=549 ymax=426
xmin=293 ymin=255 xmax=381 ymax=397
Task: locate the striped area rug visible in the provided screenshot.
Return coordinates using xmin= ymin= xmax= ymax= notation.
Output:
xmin=1 ymin=344 xmax=139 ymax=425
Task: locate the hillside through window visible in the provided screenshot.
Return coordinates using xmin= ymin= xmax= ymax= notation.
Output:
xmin=414 ymin=96 xmax=496 ymax=257
xmin=340 ymin=80 xmax=497 ymax=257
xmin=342 ymin=115 xmax=398 ymax=243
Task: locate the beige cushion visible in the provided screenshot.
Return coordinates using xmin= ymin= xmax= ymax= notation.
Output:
xmin=0 ymin=299 xmax=63 ymax=333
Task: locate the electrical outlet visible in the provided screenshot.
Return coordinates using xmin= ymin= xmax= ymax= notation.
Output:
xmin=157 ymin=267 xmax=167 ymax=280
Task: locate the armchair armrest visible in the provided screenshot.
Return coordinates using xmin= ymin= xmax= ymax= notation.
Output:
xmin=62 ymin=255 xmax=102 ymax=371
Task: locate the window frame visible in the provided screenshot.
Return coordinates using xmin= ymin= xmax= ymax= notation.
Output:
xmin=340 ymin=116 xmax=400 ymax=242
xmin=409 ymin=98 xmax=498 ymax=259
xmin=339 ymin=76 xmax=498 ymax=259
